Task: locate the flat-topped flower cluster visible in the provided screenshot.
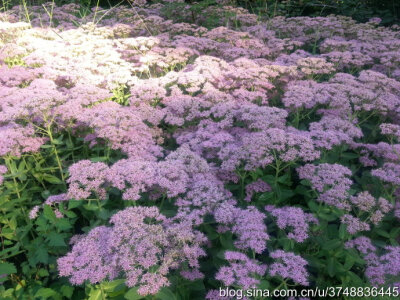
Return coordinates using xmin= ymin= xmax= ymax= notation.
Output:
xmin=0 ymin=1 xmax=399 ymax=298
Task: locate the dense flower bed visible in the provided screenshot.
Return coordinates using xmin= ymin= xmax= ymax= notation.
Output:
xmin=0 ymin=1 xmax=399 ymax=299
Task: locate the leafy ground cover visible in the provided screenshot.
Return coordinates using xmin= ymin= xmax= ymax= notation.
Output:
xmin=0 ymin=1 xmax=399 ymax=299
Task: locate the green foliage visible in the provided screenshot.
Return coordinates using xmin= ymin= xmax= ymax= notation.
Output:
xmin=3 ymin=55 xmax=27 ymax=68
xmin=0 ymin=122 xmax=126 ymax=299
xmin=239 ymin=0 xmax=399 ymax=25
xmin=111 ymin=84 xmax=131 ymax=106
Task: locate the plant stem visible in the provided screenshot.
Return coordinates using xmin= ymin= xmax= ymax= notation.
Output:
xmin=100 ymin=282 xmax=106 ymax=300
xmin=46 ymin=124 xmax=66 ymax=184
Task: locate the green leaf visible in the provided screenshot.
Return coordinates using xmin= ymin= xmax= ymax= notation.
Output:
xmin=344 ymin=254 xmax=355 ymax=271
xmin=334 ymin=260 xmax=345 ymax=274
xmin=390 ymin=227 xmax=400 ymax=238
xmin=187 ymin=280 xmax=205 ymax=291
xmin=258 ymin=192 xmax=274 ymax=202
xmin=339 ymin=223 xmax=347 ymax=239
xmin=68 ymin=200 xmax=82 ymax=209
xmin=277 ymin=173 xmax=291 ymax=185
xmin=201 ymin=224 xmax=218 ymax=240
xmin=347 ymin=271 xmax=364 ymax=285
xmin=40 ymin=144 xmax=54 ymax=149
xmin=322 ymin=239 xmax=342 ymax=250
xmin=88 ymin=289 xmax=102 ymax=300
xmin=60 ymin=286 xmax=74 ymax=298
xmin=125 ymin=287 xmax=143 ymax=300
xmin=102 ymin=279 xmax=125 ymax=292
xmin=38 ymin=269 xmax=49 ymax=277
xmin=157 ymin=287 xmax=177 ymax=300
xmin=258 ymin=280 xmax=270 ymax=289
xmin=317 ymin=212 xmax=337 ymax=222
xmin=43 ymin=174 xmax=63 ymax=184
xmin=294 ymin=185 xmax=310 ymax=196
xmin=34 ymin=288 xmax=57 ymax=299
xmin=43 ymin=205 xmax=57 ymax=223
xmin=52 ymin=138 xmax=64 ymax=145
xmin=307 ymin=200 xmax=319 ymax=212
xmin=35 ymin=247 xmax=49 ymax=264
xmin=55 ymin=218 xmax=73 ymax=231
xmin=63 ymin=210 xmax=77 ymax=218
xmin=341 ymin=152 xmax=359 ymax=159
xmin=47 ymin=232 xmax=66 ymax=247
xmin=262 ymin=174 xmax=275 ymax=183
xmin=327 ymin=258 xmax=335 ymax=277
xmin=90 ymin=157 xmax=108 ymax=162
xmin=375 ymin=228 xmax=390 ymax=238
xmin=279 ymin=189 xmax=295 ymax=201
xmin=219 ymin=233 xmax=234 ymax=250
xmin=66 ymin=138 xmax=74 ymax=149
xmin=0 ymin=262 xmax=17 ymax=275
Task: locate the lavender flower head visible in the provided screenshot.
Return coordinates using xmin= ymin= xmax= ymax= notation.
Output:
xmin=58 ymin=206 xmax=207 ymax=296
xmin=215 ymin=251 xmax=267 ymax=289
xmin=29 ymin=205 xmax=40 ymax=219
xmin=395 ymin=201 xmax=400 ymax=220
xmin=0 ymin=165 xmax=7 ymax=185
xmin=66 ymin=160 xmax=109 ymax=200
xmin=269 ymin=250 xmax=309 ymax=286
xmin=266 ymin=205 xmax=318 ymax=242
xmin=345 ymin=236 xmax=376 ymax=255
xmin=297 ymin=163 xmax=353 ymax=210
xmin=244 ymin=179 xmax=271 ymax=202
xmin=340 ymin=214 xmax=370 ymax=234
xmin=371 ymin=163 xmax=400 ymax=186
xmin=45 ymin=193 xmax=68 ymax=205
xmin=214 ymin=203 xmax=269 ymax=254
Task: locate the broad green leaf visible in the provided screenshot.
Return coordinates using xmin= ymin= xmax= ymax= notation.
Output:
xmin=344 ymin=254 xmax=355 ymax=271
xmin=68 ymin=200 xmax=82 ymax=209
xmin=219 ymin=233 xmax=234 ymax=250
xmin=279 ymin=189 xmax=295 ymax=201
xmin=157 ymin=287 xmax=177 ymax=300
xmin=47 ymin=232 xmax=66 ymax=247
xmin=38 ymin=269 xmax=49 ymax=277
xmin=102 ymin=279 xmax=125 ymax=292
xmin=375 ymin=229 xmax=390 ymax=238
xmin=317 ymin=212 xmax=337 ymax=222
xmin=35 ymin=247 xmax=49 ymax=264
xmin=327 ymin=258 xmax=335 ymax=277
xmin=43 ymin=174 xmax=63 ymax=184
xmin=125 ymin=287 xmax=143 ymax=300
xmin=34 ymin=288 xmax=57 ymax=299
xmin=187 ymin=280 xmax=205 ymax=291
xmin=60 ymin=285 xmax=74 ymax=298
xmin=88 ymin=289 xmax=102 ymax=300
xmin=90 ymin=157 xmax=108 ymax=162
xmin=0 ymin=263 xmax=16 ymax=275
xmin=43 ymin=205 xmax=57 ymax=223
xmin=322 ymin=239 xmax=342 ymax=250
xmin=258 ymin=280 xmax=270 ymax=289
xmin=339 ymin=223 xmax=347 ymax=239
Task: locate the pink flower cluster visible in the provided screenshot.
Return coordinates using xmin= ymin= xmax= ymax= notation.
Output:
xmin=244 ymin=179 xmax=271 ymax=202
xmin=269 ymin=250 xmax=309 ymax=286
xmin=214 ymin=203 xmax=269 ymax=254
xmin=297 ymin=163 xmax=353 ymax=210
xmin=265 ymin=205 xmax=318 ymax=242
xmin=215 ymin=251 xmax=267 ymax=289
xmin=0 ymin=165 xmax=7 ymax=185
xmin=346 ymin=237 xmax=400 ymax=286
xmin=57 ymin=206 xmax=207 ymax=295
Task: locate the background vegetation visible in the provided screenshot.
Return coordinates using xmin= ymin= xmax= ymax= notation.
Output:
xmin=1 ymin=0 xmax=399 ymax=25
